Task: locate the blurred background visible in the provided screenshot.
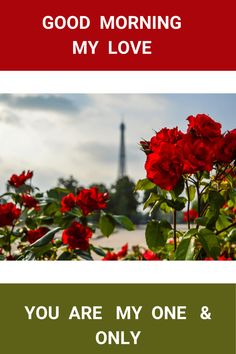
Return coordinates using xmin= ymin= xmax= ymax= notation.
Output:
xmin=0 ymin=93 xmax=235 ymax=228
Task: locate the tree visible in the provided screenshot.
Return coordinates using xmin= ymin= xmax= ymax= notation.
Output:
xmin=107 ymin=176 xmax=140 ymax=223
xmin=57 ymin=175 xmax=79 ymax=194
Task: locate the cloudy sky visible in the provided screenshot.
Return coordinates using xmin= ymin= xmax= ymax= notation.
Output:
xmin=0 ymin=94 xmax=235 ymax=192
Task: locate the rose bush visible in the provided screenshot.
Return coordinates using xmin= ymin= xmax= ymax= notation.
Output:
xmin=137 ymin=114 xmax=236 ymax=260
xmin=0 ymin=114 xmax=235 ymax=261
xmin=0 ymin=171 xmax=135 ymax=260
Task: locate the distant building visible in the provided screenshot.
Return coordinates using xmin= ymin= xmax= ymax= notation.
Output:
xmin=118 ymin=121 xmax=126 ymax=178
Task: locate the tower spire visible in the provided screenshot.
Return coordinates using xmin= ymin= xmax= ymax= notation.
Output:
xmin=118 ymin=120 xmax=126 ymax=178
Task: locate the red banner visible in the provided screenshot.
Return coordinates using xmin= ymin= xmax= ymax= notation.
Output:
xmin=1 ymin=0 xmax=236 ymax=70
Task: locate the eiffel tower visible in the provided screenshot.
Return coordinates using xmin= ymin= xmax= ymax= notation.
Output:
xmin=118 ymin=121 xmax=126 ymax=178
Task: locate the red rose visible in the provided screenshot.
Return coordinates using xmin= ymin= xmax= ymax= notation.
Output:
xmin=218 ymin=256 xmax=232 ymax=261
xmin=204 ymin=256 xmax=232 ymax=261
xmin=215 ymin=129 xmax=236 ymax=163
xmin=0 ymin=202 xmax=21 ymax=227
xmin=102 ymin=252 xmax=119 ymax=260
xmin=187 ymin=114 xmax=222 ymax=138
xmin=143 ymin=250 xmax=159 ymax=260
xmin=27 ymin=227 xmax=49 ymax=244
xmin=21 ymin=194 xmax=40 ymax=211
xmin=150 ymin=127 xmax=184 ymax=152
xmin=180 ymin=135 xmax=214 ymax=174
xmin=9 ymin=170 xmax=33 ymax=188
xmin=62 ymin=221 xmax=92 ymax=250
xmin=61 ymin=193 xmax=76 ymax=213
xmin=76 ymin=187 xmax=108 ymax=216
xmin=6 ymin=255 xmax=15 ymax=261
xmin=183 ymin=209 xmax=198 ymax=222
xmin=102 ymin=243 xmax=128 ymax=260
xmin=145 ymin=142 xmax=183 ymax=190
xmin=117 ymin=243 xmax=128 ymax=258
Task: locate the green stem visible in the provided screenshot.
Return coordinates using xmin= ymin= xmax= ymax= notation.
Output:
xmin=214 ymin=164 xmax=230 ymax=181
xmin=196 ymin=180 xmax=201 ymax=216
xmin=200 ymin=202 xmax=209 ymax=217
xmin=216 ymin=222 xmax=236 ymax=235
xmin=185 ymin=180 xmax=191 ymax=230
xmin=173 ymin=209 xmax=177 ymax=251
xmin=8 ymin=225 xmax=14 ymax=256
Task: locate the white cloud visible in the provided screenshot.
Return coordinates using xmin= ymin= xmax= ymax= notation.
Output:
xmin=0 ymin=94 xmax=235 ymax=193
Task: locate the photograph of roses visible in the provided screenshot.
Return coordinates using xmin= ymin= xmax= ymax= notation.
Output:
xmin=0 ymin=94 xmax=235 ymax=261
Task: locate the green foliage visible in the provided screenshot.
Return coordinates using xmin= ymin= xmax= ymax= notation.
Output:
xmin=173 ymin=176 xmax=185 ymax=197
xmin=30 ymin=227 xmax=62 ymax=248
xmin=145 ymin=220 xmax=172 ymax=251
xmin=1 ymin=158 xmax=236 ymax=260
xmin=111 ymin=215 xmax=135 ymax=231
xmin=99 ymin=214 xmax=115 ymax=237
xmin=188 ymin=185 xmax=196 ymax=202
xmin=135 ymin=178 xmax=156 ymax=191
xmin=205 ymin=191 xmax=225 ymax=229
xmin=166 ymin=197 xmax=187 ymax=211
xmin=141 ymin=161 xmax=236 ymax=260
xmin=99 ymin=213 xmax=135 ymax=237
xmin=107 ymin=176 xmax=140 ymax=223
xmin=198 ymin=228 xmax=221 ymax=260
xmin=175 ymin=229 xmax=197 ymax=260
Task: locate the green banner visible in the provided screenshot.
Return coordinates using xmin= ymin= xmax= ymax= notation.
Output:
xmin=0 ymin=284 xmax=235 ymax=353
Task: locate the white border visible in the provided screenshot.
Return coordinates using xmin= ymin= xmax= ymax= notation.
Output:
xmin=0 ymin=71 xmax=236 ymax=93
xmin=0 ymin=70 xmax=235 ymax=284
xmin=0 ymin=262 xmax=235 ymax=283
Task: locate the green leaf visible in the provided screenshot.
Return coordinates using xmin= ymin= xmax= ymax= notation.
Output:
xmin=227 ymin=229 xmax=236 ymax=243
xmin=216 ymin=214 xmax=232 ymax=232
xmin=134 ymin=178 xmax=156 ymax=191
xmin=68 ymin=208 xmax=82 ymax=218
xmin=229 ymin=190 xmax=236 ymax=205
xmin=166 ymin=197 xmax=186 ymax=211
xmin=188 ymin=185 xmax=196 ymax=202
xmin=57 ymin=251 xmax=73 ymax=260
xmin=195 ymin=216 xmax=208 ymax=226
xmin=208 ymin=190 xmax=225 ymax=208
xmin=43 ymin=202 xmax=59 ymax=216
xmin=90 ymin=245 xmax=106 ymax=257
xmin=143 ymin=193 xmax=159 ymax=210
xmin=30 ymin=227 xmax=62 ymax=248
xmin=111 ymin=215 xmax=135 ymax=231
xmin=99 ymin=214 xmax=115 ymax=237
xmin=160 ymin=202 xmax=171 ymax=213
xmin=47 ymin=187 xmax=69 ymax=200
xmin=30 ymin=243 xmax=53 ymax=257
xmin=173 ymin=177 xmax=185 ymax=197
xmin=175 ymin=229 xmax=197 ymax=260
xmin=198 ymin=228 xmax=220 ymax=259
xmin=25 ymin=217 xmax=38 ymax=230
xmin=205 ymin=191 xmax=225 ymax=229
xmin=75 ymin=249 xmax=93 ymax=260
xmin=200 ymin=171 xmax=210 ymax=180
xmin=145 ymin=220 xmax=172 ymax=250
